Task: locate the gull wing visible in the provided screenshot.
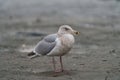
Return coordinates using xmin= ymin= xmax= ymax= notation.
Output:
xmin=34 ymin=34 xmax=57 ymax=55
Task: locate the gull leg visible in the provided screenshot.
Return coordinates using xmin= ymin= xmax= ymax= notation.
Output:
xmin=52 ymin=56 xmax=64 ymax=72
xmin=60 ymin=56 xmax=64 ymax=72
xmin=52 ymin=57 xmax=56 ymax=72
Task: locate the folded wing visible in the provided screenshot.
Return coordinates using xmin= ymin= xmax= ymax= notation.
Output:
xmin=34 ymin=34 xmax=57 ymax=55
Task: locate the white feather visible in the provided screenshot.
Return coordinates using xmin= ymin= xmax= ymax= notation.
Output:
xmin=47 ymin=34 xmax=74 ymax=56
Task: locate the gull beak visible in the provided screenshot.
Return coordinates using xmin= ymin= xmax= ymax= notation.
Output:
xmin=73 ymin=30 xmax=80 ymax=35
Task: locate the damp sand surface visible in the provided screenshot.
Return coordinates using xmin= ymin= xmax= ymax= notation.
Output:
xmin=0 ymin=23 xmax=120 ymax=80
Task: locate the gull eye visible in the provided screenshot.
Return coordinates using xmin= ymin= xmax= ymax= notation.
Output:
xmin=64 ymin=27 xmax=69 ymax=31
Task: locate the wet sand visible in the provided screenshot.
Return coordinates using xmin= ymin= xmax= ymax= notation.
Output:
xmin=0 ymin=23 xmax=120 ymax=80
xmin=0 ymin=0 xmax=120 ymax=80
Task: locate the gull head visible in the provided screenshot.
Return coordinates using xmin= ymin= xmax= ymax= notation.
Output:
xmin=58 ymin=25 xmax=80 ymax=35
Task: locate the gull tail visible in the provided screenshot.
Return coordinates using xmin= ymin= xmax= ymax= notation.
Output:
xmin=28 ymin=51 xmax=39 ymax=59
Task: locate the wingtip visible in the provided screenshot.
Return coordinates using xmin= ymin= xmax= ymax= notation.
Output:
xmin=28 ymin=51 xmax=35 ymax=56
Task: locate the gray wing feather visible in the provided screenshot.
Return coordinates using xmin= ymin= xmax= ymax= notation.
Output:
xmin=34 ymin=34 xmax=57 ymax=55
xmin=44 ymin=34 xmax=57 ymax=42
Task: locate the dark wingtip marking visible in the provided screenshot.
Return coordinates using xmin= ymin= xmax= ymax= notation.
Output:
xmin=28 ymin=51 xmax=35 ymax=56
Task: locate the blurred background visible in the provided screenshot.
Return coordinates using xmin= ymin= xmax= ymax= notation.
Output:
xmin=0 ymin=0 xmax=120 ymax=27
xmin=0 ymin=0 xmax=120 ymax=80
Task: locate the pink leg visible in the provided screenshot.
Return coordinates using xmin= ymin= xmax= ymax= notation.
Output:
xmin=52 ymin=57 xmax=56 ymax=71
xmin=60 ymin=56 xmax=64 ymax=72
xmin=52 ymin=56 xmax=64 ymax=72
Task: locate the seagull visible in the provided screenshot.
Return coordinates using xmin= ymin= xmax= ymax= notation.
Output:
xmin=28 ymin=25 xmax=79 ymax=72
